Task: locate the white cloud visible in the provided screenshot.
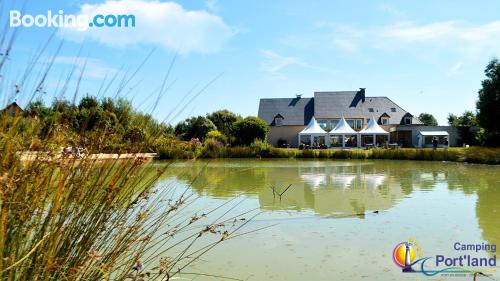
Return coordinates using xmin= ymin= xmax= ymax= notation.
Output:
xmin=327 ymin=20 xmax=500 ymax=58
xmin=378 ymin=3 xmax=405 ymax=17
xmin=54 ymin=56 xmax=118 ymax=79
xmin=449 ymin=62 xmax=463 ymax=75
xmin=260 ymin=50 xmax=299 ymax=75
xmin=60 ymin=0 xmax=233 ymax=54
xmin=260 ymin=49 xmax=335 ymax=78
xmin=330 ymin=24 xmax=364 ymax=52
xmin=279 ymin=35 xmax=312 ymax=49
xmin=382 ymin=21 xmax=460 ymax=42
xmin=205 ymin=0 xmax=218 ymax=12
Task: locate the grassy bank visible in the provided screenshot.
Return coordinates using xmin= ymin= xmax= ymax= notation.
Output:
xmin=156 ymin=141 xmax=500 ymax=165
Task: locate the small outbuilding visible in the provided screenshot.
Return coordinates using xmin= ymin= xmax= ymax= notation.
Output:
xmin=1 ymin=102 xmax=23 ymax=117
xmin=417 ymin=131 xmax=449 ymax=148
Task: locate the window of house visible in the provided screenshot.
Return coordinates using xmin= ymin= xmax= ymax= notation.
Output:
xmin=381 ymin=117 xmax=389 ymax=125
xmin=391 ymin=107 xmax=396 ymax=112
xmin=330 ymin=119 xmax=339 ymax=129
xmin=275 ymin=117 xmax=283 ymax=126
xmin=355 ymin=119 xmax=362 ymax=130
xmin=368 ymin=108 xmax=374 ymax=112
xmin=404 ymin=117 xmax=412 ymax=125
xmin=318 ymin=119 xmax=329 ymax=130
xmin=346 ymin=119 xmax=355 ymax=128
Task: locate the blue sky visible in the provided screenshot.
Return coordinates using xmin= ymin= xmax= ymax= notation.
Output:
xmin=3 ymin=0 xmax=500 ymax=125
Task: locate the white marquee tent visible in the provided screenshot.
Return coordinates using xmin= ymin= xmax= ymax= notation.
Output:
xmin=329 ymin=116 xmax=358 ymax=148
xmin=298 ymin=116 xmax=327 ymax=146
xmin=358 ymin=117 xmax=389 ymax=147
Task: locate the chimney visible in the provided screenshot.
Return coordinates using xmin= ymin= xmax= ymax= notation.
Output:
xmin=296 ymin=94 xmax=302 ymax=99
xmin=358 ymin=88 xmax=366 ymax=103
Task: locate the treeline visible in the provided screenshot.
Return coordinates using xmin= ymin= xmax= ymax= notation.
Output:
xmin=15 ymin=96 xmax=171 ymax=152
xmin=174 ymin=110 xmax=268 ymax=145
xmin=3 ymin=96 xmax=269 ymax=154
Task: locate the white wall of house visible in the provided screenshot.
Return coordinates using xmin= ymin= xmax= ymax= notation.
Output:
xmin=268 ymin=125 xmax=306 ymax=147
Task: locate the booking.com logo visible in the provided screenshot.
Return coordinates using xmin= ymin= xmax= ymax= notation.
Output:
xmin=9 ymin=10 xmax=135 ymax=31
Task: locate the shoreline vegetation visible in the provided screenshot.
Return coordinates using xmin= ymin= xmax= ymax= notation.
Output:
xmin=154 ymin=141 xmax=500 ymax=165
xmin=4 ymin=95 xmax=498 ymax=165
xmin=20 ymin=145 xmax=498 ymax=164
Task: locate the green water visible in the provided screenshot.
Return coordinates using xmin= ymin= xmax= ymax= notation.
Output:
xmin=151 ymin=159 xmax=500 ymax=280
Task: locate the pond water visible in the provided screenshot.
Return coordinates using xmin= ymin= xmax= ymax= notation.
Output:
xmin=150 ymin=159 xmax=500 ymax=281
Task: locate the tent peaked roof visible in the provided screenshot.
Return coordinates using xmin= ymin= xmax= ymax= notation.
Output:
xmin=329 ymin=116 xmax=357 ymax=134
xmin=299 ymin=116 xmax=327 ymax=134
xmin=359 ymin=116 xmax=389 ymax=134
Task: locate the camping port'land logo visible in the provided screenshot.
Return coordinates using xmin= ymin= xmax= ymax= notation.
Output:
xmin=393 ymin=238 xmax=423 ymax=271
xmin=393 ymin=238 xmax=497 ymax=279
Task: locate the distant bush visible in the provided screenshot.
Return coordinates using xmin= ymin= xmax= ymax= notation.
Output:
xmin=269 ymin=148 xmax=299 ymax=158
xmin=174 ymin=116 xmax=216 ymax=141
xmin=207 ymin=130 xmax=227 ymax=144
xmin=233 ymin=116 xmax=269 ymax=146
xmin=200 ymin=138 xmax=226 ymax=158
xmin=249 ymin=140 xmax=271 ymax=157
xmin=464 ymin=147 xmax=500 ymax=164
xmin=157 ymin=139 xmax=201 ymax=159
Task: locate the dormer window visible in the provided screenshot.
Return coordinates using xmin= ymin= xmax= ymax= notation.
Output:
xmin=381 ymin=117 xmax=389 ymax=125
xmin=275 ymin=118 xmax=283 ymax=126
xmin=274 ymin=114 xmax=284 ymax=126
xmin=404 ymin=117 xmax=412 ymax=125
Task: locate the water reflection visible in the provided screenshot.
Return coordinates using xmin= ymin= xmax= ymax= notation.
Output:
xmin=157 ymin=159 xmax=500 ymax=246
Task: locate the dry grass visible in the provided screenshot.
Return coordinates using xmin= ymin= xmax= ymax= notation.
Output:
xmin=0 ymin=19 xmax=255 ymax=281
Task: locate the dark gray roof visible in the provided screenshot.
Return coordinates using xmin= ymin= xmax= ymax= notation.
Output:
xmin=314 ymin=91 xmax=420 ymax=125
xmin=258 ymin=90 xmax=421 ymax=126
xmin=258 ymin=97 xmax=314 ymax=125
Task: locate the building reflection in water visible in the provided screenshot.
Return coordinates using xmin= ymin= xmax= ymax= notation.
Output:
xmin=159 ymin=160 xmax=500 ymax=246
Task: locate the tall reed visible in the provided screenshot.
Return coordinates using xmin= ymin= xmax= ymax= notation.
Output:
xmin=0 ymin=16 xmax=253 ymax=281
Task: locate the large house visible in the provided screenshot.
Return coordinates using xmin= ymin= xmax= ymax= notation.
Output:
xmin=258 ymin=89 xmax=458 ymax=148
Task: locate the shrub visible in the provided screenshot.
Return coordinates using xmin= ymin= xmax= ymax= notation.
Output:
xmin=200 ymin=138 xmax=226 ymax=158
xmin=206 ymin=109 xmax=242 ymax=139
xmin=464 ymin=147 xmax=500 ymax=164
xmin=298 ymin=149 xmax=317 ymax=158
xmin=249 ymin=140 xmax=272 ymax=157
xmin=174 ymin=116 xmax=216 ymax=141
xmin=207 ymin=130 xmax=227 ymax=144
xmin=233 ymin=116 xmax=269 ymax=146
xmin=269 ymin=147 xmax=299 ymax=158
xmin=156 ymin=139 xmax=201 ymax=159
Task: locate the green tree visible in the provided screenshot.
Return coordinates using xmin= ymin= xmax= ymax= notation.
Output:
xmin=114 ymin=98 xmax=133 ymax=129
xmin=448 ymin=111 xmax=478 ymax=145
xmin=52 ymin=99 xmax=78 ymax=130
xmin=175 ymin=116 xmax=217 ymax=141
xmin=418 ymin=113 xmax=438 ymax=126
xmin=101 ymin=97 xmax=116 ymax=112
xmin=123 ymin=126 xmax=146 ymax=143
xmin=206 ymin=109 xmax=241 ymax=139
xmin=25 ymin=100 xmax=53 ymax=119
xmin=477 ymin=58 xmax=500 ymax=146
xmin=232 ymin=116 xmax=269 ymax=145
xmin=78 ymin=96 xmax=99 ymax=110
